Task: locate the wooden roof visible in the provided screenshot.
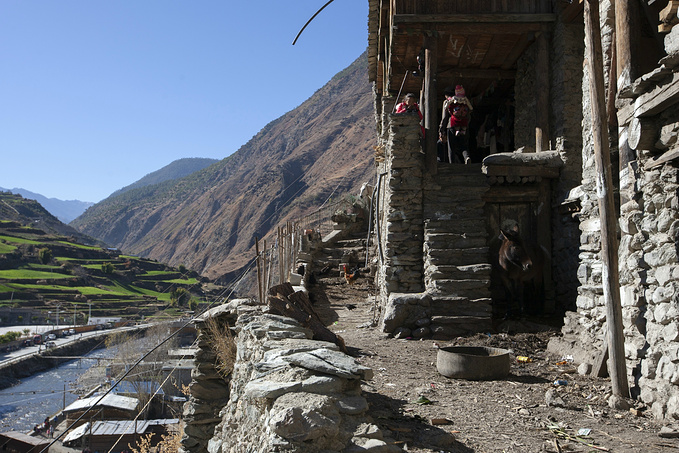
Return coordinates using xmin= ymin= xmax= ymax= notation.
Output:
xmin=369 ymin=0 xmax=558 ymax=100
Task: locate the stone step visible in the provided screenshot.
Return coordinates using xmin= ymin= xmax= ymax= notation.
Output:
xmin=430 ymin=297 xmax=493 ymax=317
xmin=425 ymin=247 xmax=490 ymax=266
xmin=426 ymin=278 xmax=490 ymax=296
xmin=334 ymin=238 xmax=367 ymax=248
xmin=424 ymin=219 xmax=488 ymax=233
xmin=321 ymin=246 xmax=366 ymax=259
xmin=425 ymin=263 xmax=492 ymax=281
xmin=423 ymin=234 xmax=488 ymax=250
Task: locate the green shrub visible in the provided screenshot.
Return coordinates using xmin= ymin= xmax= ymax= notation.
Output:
xmin=101 ymin=262 xmax=115 ymax=274
xmin=170 ymin=287 xmax=190 ymax=307
xmin=38 ymin=247 xmax=52 ymax=264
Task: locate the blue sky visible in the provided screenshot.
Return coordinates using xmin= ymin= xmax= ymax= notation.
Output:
xmin=1 ymin=1 xmax=369 ymax=202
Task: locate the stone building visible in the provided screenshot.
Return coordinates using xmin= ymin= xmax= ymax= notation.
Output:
xmin=368 ymin=0 xmax=679 ymax=417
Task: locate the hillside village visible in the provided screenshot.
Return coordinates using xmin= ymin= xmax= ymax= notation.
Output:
xmin=2 ymin=0 xmax=679 ymax=452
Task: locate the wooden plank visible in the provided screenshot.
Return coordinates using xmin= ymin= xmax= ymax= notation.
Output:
xmin=634 ymin=71 xmax=679 ymax=118
xmin=393 ymin=13 xmax=556 ymax=23
xmin=483 ymin=164 xmax=560 ymax=178
xmin=646 ymin=147 xmax=679 ymax=169
xmin=616 ymin=100 xmax=634 ymax=126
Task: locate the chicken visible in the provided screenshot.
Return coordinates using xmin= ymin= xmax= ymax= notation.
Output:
xmin=342 ymin=264 xmax=360 ymax=285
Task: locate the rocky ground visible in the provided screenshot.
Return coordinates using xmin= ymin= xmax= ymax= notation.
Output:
xmin=309 ymin=272 xmax=679 ymax=453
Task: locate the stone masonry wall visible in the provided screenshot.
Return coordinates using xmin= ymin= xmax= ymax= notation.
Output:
xmin=376 ymin=113 xmax=425 ymax=317
xmin=549 ymin=0 xmax=679 ymax=419
xmin=194 ymin=299 xmax=400 ymax=453
xmin=550 ymin=4 xmax=586 ymax=312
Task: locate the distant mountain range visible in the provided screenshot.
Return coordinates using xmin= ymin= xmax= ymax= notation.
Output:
xmin=2 ymin=158 xmax=218 ymax=223
xmin=0 ymin=187 xmax=94 ymax=224
xmin=72 ymin=53 xmax=375 ymax=282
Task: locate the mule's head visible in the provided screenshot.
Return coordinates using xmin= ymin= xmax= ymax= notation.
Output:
xmin=499 ymin=228 xmax=533 ymax=271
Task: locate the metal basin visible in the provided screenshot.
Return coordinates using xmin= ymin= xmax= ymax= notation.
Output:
xmin=436 ymin=346 xmax=511 ymax=380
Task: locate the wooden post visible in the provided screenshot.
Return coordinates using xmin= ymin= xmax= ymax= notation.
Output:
xmin=584 ymin=0 xmax=630 ymax=398
xmin=615 ymin=0 xmax=639 ymax=174
xmin=424 ymin=36 xmax=438 ymax=173
xmin=255 ymin=237 xmax=263 ymax=304
xmin=535 ymin=31 xmax=550 ymax=152
xmin=262 ymin=239 xmax=268 ymax=293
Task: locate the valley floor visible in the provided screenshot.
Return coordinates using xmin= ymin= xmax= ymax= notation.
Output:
xmin=310 ymin=273 xmax=679 ymax=453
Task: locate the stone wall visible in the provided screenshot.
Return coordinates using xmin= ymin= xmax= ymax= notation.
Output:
xmin=185 ymin=299 xmax=400 ymax=453
xmin=549 ymin=0 xmax=679 ymax=419
xmin=375 ymin=113 xmax=425 ymax=307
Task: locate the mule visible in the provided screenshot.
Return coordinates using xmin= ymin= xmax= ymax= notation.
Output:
xmin=496 ymin=225 xmax=546 ymax=318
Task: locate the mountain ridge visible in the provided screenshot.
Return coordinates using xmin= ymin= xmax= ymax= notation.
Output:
xmin=0 ymin=187 xmax=94 ymax=224
xmin=72 ymin=52 xmax=375 ymax=281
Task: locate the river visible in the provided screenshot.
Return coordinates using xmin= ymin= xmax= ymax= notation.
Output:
xmin=0 ymin=349 xmax=112 ymax=433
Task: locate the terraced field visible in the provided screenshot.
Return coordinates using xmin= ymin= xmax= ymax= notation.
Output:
xmin=0 ymin=219 xmax=220 ymax=327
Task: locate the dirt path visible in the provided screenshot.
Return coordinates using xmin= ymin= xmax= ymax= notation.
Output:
xmin=310 ymin=273 xmax=679 ymax=453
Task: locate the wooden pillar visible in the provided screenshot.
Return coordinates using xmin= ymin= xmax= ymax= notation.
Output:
xmin=615 ymin=0 xmax=639 ymax=172
xmin=424 ymin=36 xmax=438 ymax=174
xmin=615 ymin=0 xmax=639 ymax=92
xmin=584 ymin=0 xmax=630 ymax=398
xmin=535 ymin=32 xmax=550 ymax=152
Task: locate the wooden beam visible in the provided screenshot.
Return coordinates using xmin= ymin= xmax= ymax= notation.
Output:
xmin=393 ymin=14 xmax=556 ymax=24
xmin=482 ymin=165 xmax=560 ymax=178
xmin=646 ymin=147 xmax=679 ymax=169
xmin=394 ymin=22 xmax=547 ymax=35
xmin=438 ymin=67 xmax=516 ymax=79
xmin=584 ymin=0 xmax=630 ymax=398
xmin=424 ymin=36 xmax=438 ymax=175
xmin=633 ymin=71 xmax=679 ymax=118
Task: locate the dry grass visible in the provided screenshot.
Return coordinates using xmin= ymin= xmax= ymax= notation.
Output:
xmin=203 ymin=316 xmax=237 ymax=379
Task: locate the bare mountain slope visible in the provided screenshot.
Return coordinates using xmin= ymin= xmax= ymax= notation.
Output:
xmin=72 ymin=53 xmax=375 ymax=281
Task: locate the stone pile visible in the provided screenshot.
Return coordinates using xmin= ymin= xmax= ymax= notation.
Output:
xmin=186 ymin=299 xmax=401 ymax=453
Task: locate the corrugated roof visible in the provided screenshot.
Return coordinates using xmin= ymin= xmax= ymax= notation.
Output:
xmin=0 ymin=431 xmax=51 ymax=446
xmin=63 ymin=419 xmax=179 ymax=443
xmin=63 ymin=394 xmax=139 ymax=413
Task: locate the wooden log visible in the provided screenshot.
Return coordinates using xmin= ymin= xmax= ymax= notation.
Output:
xmin=591 ymin=342 xmax=609 ymax=378
xmin=267 ymin=283 xmax=347 ymax=353
xmin=586 ymin=0 xmax=630 ymax=398
xmin=628 ymin=116 xmax=656 ymax=150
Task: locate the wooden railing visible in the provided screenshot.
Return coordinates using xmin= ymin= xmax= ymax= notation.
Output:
xmin=253 ymin=195 xmax=357 ymax=303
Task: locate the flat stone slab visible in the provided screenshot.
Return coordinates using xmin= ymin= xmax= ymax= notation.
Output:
xmin=282 ymin=349 xmax=373 ymax=380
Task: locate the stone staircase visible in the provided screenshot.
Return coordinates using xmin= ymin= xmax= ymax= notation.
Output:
xmin=423 ymin=164 xmax=493 ymax=336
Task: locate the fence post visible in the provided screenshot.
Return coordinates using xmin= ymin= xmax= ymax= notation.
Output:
xmin=255 ymin=237 xmax=263 ymax=304
xmin=262 ymin=239 xmax=268 ymax=294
